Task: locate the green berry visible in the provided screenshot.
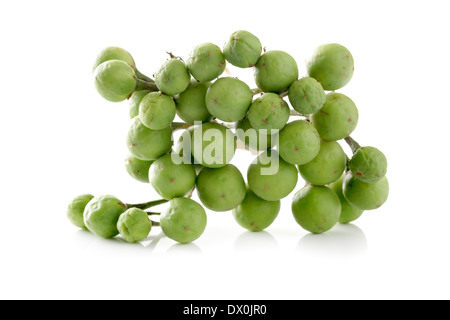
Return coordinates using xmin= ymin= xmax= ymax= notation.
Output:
xmin=205 ymin=77 xmax=252 ymax=122
xmin=127 ymin=116 xmax=173 ymax=161
xmin=288 ymin=77 xmax=326 ymax=115
xmin=278 ymin=120 xmax=321 ymax=165
xmin=223 ymin=30 xmax=262 ymax=68
xmin=94 ymin=60 xmax=137 ymax=102
xmin=160 ymin=197 xmax=207 ymax=244
xmin=67 ymin=194 xmax=95 ymax=229
xmin=343 ymin=172 xmax=389 ymax=210
xmin=196 ymin=164 xmax=246 ymax=212
xmin=191 ymin=122 xmax=236 ymax=168
xmin=124 ymin=154 xmax=153 ymax=183
xmin=186 ymin=43 xmax=226 ymax=82
xmin=329 ymin=175 xmax=364 ymax=224
xmin=174 ymin=80 xmax=212 ymax=124
xmin=247 ymin=150 xmax=298 ymax=201
xmin=129 ymin=90 xmax=151 ymax=119
xmin=233 ymin=188 xmax=280 ymax=231
xmin=83 ymin=195 xmax=127 ymax=238
xmin=139 ymin=92 xmax=176 ymax=130
xmin=117 ymin=208 xmax=152 ymax=243
xmin=235 ymin=118 xmax=274 ymax=151
xmin=349 ymin=146 xmax=388 ymax=183
xmin=254 ymin=50 xmax=298 ymax=93
xmin=291 ymin=185 xmax=341 ymax=234
xmin=154 ymin=59 xmax=190 ymax=96
xmin=311 ymin=92 xmax=358 ymax=141
xmin=298 ymin=140 xmax=347 ymax=186
xmin=247 ymin=93 xmax=290 ymax=131
xmin=307 ymin=43 xmax=354 ymax=91
xmin=93 ymin=46 xmax=135 ymax=73
xmin=149 ymin=153 xmax=196 ymax=200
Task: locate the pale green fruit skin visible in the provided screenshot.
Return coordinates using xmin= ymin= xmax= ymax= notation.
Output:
xmin=254 ymin=50 xmax=299 ymax=93
xmin=67 ymin=194 xmax=95 ymax=229
xmin=139 ymin=92 xmax=176 ymax=130
xmin=329 ymin=175 xmax=364 ymax=224
xmin=233 ymin=188 xmax=280 ymax=231
xmin=124 ymin=154 xmax=153 ymax=183
xmin=117 ymin=208 xmax=152 ymax=243
xmin=291 ymin=185 xmax=341 ymax=234
xmin=83 ymin=195 xmax=127 ymax=238
xmin=196 ymin=164 xmax=246 ymax=212
xmin=160 ymin=197 xmax=207 ymax=244
xmin=311 ymin=92 xmax=358 ymax=141
xmin=247 ymin=93 xmax=290 ymax=131
xmin=223 ymin=30 xmax=262 ymax=68
xmin=288 ymin=77 xmax=326 ymax=115
xmin=236 ymin=118 xmax=274 ymax=151
xmin=127 ymin=116 xmax=173 ymax=161
xmin=298 ymin=140 xmax=347 ymax=186
xmin=205 ymin=77 xmax=252 ymax=122
xmin=175 ymin=81 xmax=212 ymax=124
xmin=94 ymin=60 xmax=137 ymax=102
xmin=186 ymin=43 xmax=226 ymax=82
xmin=278 ymin=120 xmax=321 ymax=165
xmin=154 ymin=59 xmax=191 ymax=96
xmin=307 ymin=43 xmax=354 ymax=91
xmin=191 ymin=122 xmax=236 ymax=168
xmin=247 ymin=150 xmax=299 ymax=201
xmin=129 ymin=90 xmax=151 ymax=119
xmin=349 ymin=146 xmax=388 ymax=183
xmin=92 ymin=46 xmax=135 ymax=72
xmin=149 ymin=153 xmax=196 ymax=200
xmin=343 ymin=172 xmax=389 ymax=210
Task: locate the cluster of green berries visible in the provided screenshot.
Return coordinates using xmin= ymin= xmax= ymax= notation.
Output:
xmin=67 ymin=30 xmax=389 ymax=244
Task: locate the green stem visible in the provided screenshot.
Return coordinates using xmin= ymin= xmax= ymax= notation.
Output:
xmin=171 ymin=122 xmax=192 ymax=131
xmin=126 ymin=199 xmax=168 ymax=210
xmin=251 ymin=88 xmax=262 ymax=96
xmin=135 ymin=69 xmax=155 ymax=83
xmin=150 ymin=220 xmax=160 ymax=227
xmin=279 ymin=90 xmax=289 ymax=98
xmin=344 ymin=136 xmax=361 ymax=154
xmin=146 ymin=211 xmax=161 ymax=216
xmin=136 ymin=78 xmax=159 ymax=91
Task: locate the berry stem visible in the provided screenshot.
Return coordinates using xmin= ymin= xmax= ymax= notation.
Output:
xmin=344 ymin=136 xmax=361 ymax=154
xmin=135 ymin=69 xmax=155 ymax=83
xmin=279 ymin=90 xmax=289 ymax=98
xmin=251 ymin=88 xmax=262 ymax=96
xmin=146 ymin=211 xmax=161 ymax=216
xmin=126 ymin=199 xmax=168 ymax=210
xmin=150 ymin=220 xmax=160 ymax=227
xmin=136 ymin=78 xmax=159 ymax=91
xmin=171 ymin=122 xmax=192 ymax=131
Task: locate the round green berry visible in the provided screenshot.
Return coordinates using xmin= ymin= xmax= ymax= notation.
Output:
xmin=247 ymin=150 xmax=299 ymax=201
xmin=298 ymin=140 xmax=347 ymax=186
xmin=160 ymin=197 xmax=207 ymax=244
xmin=129 ymin=90 xmax=150 ymax=119
xmin=196 ymin=164 xmax=246 ymax=212
xmin=254 ymin=50 xmax=298 ymax=93
xmin=288 ymin=77 xmax=326 ymax=115
xmin=223 ymin=30 xmax=262 ymax=68
xmin=311 ymin=92 xmax=358 ymax=141
xmin=83 ymin=195 xmax=127 ymax=238
xmin=291 ymin=185 xmax=341 ymax=234
xmin=94 ymin=60 xmax=137 ymax=102
xmin=205 ymin=77 xmax=252 ymax=122
xmin=343 ymin=172 xmax=389 ymax=210
xmin=247 ymin=93 xmax=290 ymax=131
xmin=191 ymin=122 xmax=236 ymax=168
xmin=67 ymin=194 xmax=95 ymax=229
xmin=233 ymin=188 xmax=280 ymax=231
xmin=329 ymin=174 xmax=364 ymax=224
xmin=175 ymin=81 xmax=212 ymax=124
xmin=124 ymin=154 xmax=153 ymax=183
xmin=307 ymin=43 xmax=354 ymax=91
xmin=154 ymin=59 xmax=190 ymax=96
xmin=117 ymin=208 xmax=152 ymax=243
xmin=349 ymin=146 xmax=388 ymax=183
xmin=127 ymin=116 xmax=173 ymax=161
xmin=278 ymin=120 xmax=321 ymax=165
xmin=139 ymin=92 xmax=176 ymax=130
xmin=149 ymin=153 xmax=196 ymax=200
xmin=186 ymin=43 xmax=226 ymax=82
xmin=93 ymin=46 xmax=135 ymax=73
xmin=235 ymin=118 xmax=274 ymax=151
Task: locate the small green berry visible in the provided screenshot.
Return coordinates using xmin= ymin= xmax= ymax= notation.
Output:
xmin=117 ymin=208 xmax=152 ymax=243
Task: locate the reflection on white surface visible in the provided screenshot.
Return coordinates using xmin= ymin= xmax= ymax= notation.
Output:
xmin=233 ymin=230 xmax=279 ymax=252
xmin=296 ymin=223 xmax=368 ymax=258
xmin=167 ymin=243 xmax=203 ymax=255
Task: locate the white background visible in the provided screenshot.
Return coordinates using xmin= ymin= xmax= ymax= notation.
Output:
xmin=1 ymin=0 xmax=449 ymax=300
